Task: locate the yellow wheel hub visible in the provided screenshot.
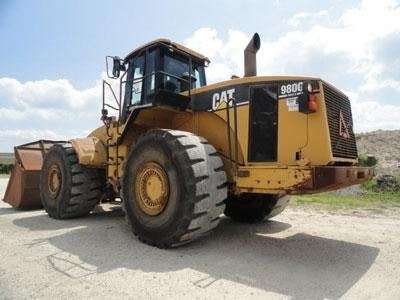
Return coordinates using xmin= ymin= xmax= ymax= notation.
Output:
xmin=135 ymin=162 xmax=170 ymax=216
xmin=48 ymin=164 xmax=62 ymax=198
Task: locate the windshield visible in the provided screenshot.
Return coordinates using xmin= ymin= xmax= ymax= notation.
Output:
xmin=164 ymin=54 xmax=206 ymax=93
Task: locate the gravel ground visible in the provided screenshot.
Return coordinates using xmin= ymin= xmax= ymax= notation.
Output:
xmin=1 ymin=177 xmax=400 ymax=299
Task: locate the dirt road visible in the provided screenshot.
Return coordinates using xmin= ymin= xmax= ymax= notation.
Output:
xmin=1 ymin=177 xmax=399 ymax=299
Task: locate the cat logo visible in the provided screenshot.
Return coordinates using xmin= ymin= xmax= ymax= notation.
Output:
xmin=339 ymin=110 xmax=350 ymax=139
xmin=212 ymin=88 xmax=235 ymax=111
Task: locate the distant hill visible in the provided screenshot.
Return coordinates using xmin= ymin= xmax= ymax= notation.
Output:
xmin=356 ymin=130 xmax=400 ymax=175
xmin=0 ymin=153 xmax=14 ymax=164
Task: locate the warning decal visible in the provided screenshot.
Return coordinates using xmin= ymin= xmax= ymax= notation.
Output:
xmin=286 ymin=98 xmax=299 ymax=112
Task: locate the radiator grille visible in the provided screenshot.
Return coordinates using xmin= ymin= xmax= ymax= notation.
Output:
xmin=323 ymin=82 xmax=358 ymax=159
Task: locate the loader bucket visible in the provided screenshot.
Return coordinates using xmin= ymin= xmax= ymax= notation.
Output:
xmin=3 ymin=140 xmax=65 ymax=209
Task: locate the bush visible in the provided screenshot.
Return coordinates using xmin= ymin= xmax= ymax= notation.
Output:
xmin=0 ymin=163 xmax=13 ymax=174
xmin=358 ymin=154 xmax=378 ymax=167
xmin=361 ymin=174 xmax=400 ymax=192
xmin=375 ymin=174 xmax=400 ymax=192
xmin=361 ymin=179 xmax=378 ymax=191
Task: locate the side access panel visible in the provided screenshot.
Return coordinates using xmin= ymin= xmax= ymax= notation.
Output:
xmin=248 ymin=85 xmax=278 ymax=162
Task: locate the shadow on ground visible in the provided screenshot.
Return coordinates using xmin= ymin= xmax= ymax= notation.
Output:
xmin=13 ymin=207 xmax=379 ymax=299
xmin=0 ymin=207 xmax=26 ymax=216
xmin=0 ymin=206 xmax=43 ymax=216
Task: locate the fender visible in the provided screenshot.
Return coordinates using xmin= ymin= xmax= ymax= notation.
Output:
xmin=70 ymin=137 xmax=107 ymax=168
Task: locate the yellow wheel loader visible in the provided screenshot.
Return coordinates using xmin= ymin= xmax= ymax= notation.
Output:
xmin=3 ymin=33 xmax=374 ymax=247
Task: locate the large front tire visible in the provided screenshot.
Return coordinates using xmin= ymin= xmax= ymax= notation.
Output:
xmin=40 ymin=143 xmax=104 ymax=219
xmin=121 ymin=130 xmax=227 ymax=248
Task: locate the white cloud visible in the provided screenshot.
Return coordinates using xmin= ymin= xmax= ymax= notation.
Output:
xmin=184 ymin=28 xmax=223 ymax=59
xmin=352 ymin=100 xmax=400 ymax=132
xmin=0 ymin=107 xmax=26 ymax=120
xmin=184 ymin=0 xmax=400 ymax=132
xmin=0 ymin=129 xmax=68 ymax=151
xmin=185 ymin=29 xmax=251 ymax=82
xmin=0 ymin=129 xmax=66 ymax=141
xmin=206 ymin=62 xmax=233 ymax=83
xmin=185 ymin=0 xmax=400 ymax=82
xmin=0 ymin=68 xmax=128 ymax=151
xmin=1 ymin=0 xmax=400 ymax=151
xmin=0 ymin=76 xmax=111 ymax=151
xmin=287 ymin=10 xmax=329 ymax=28
xmin=0 ymin=77 xmax=101 ymax=110
xmin=360 ymin=77 xmax=400 ymax=93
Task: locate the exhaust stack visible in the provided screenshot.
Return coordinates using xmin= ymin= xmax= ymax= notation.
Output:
xmin=244 ymin=33 xmax=261 ymax=77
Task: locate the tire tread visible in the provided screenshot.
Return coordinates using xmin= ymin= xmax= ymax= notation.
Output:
xmin=121 ymin=129 xmax=227 ymax=248
xmin=40 ymin=143 xmax=105 ymax=219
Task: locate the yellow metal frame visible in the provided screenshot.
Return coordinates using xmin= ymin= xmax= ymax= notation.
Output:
xmin=71 ymin=76 xmax=358 ymax=196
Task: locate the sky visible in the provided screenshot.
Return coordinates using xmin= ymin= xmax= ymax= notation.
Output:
xmin=0 ymin=0 xmax=400 ymax=151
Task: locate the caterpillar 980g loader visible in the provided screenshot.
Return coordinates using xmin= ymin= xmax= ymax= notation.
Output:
xmin=3 ymin=33 xmax=373 ymax=248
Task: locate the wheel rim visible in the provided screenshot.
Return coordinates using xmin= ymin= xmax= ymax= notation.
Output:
xmin=134 ymin=162 xmax=170 ymax=216
xmin=48 ymin=164 xmax=62 ymax=198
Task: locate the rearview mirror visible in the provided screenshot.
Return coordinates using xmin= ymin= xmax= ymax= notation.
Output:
xmin=106 ymin=56 xmax=126 ymax=79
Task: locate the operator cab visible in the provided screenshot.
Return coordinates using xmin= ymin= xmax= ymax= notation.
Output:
xmin=107 ymin=39 xmax=209 ymax=120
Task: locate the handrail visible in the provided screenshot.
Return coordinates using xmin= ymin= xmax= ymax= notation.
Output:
xmin=102 ymin=80 xmax=120 ymax=107
xmin=104 ymin=103 xmax=119 ymax=111
xmin=225 ymin=98 xmax=233 ymax=172
xmin=225 ymin=97 xmax=239 ymax=175
xmin=233 ymin=96 xmax=239 ymax=174
xmin=102 ymin=69 xmax=127 ymax=181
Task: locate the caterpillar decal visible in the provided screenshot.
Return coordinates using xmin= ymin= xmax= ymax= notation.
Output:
xmin=191 ymin=84 xmax=250 ymax=112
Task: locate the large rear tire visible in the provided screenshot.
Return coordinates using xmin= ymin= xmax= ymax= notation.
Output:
xmin=121 ymin=129 xmax=227 ymax=248
xmin=40 ymin=143 xmax=104 ymax=219
xmin=224 ymin=193 xmax=290 ymax=223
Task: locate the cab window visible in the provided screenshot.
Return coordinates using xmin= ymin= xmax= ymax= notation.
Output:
xmin=130 ymin=55 xmax=145 ymax=106
xmin=146 ymin=49 xmax=157 ymax=99
xmin=163 ymin=54 xmax=206 ymax=93
xmin=194 ymin=66 xmax=206 ymax=87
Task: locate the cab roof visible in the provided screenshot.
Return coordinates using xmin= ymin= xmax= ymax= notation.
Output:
xmin=124 ymin=38 xmax=210 ymax=64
